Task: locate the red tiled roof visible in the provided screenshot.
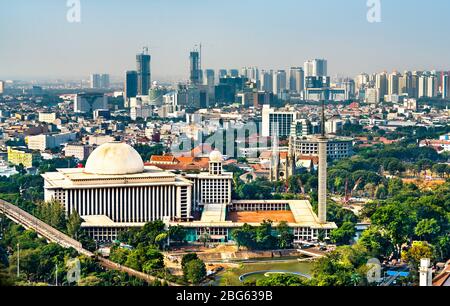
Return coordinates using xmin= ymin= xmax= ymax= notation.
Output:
xmin=150 ymin=155 xmax=176 ymax=162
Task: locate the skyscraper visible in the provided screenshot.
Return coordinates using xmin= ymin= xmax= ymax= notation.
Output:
xmin=229 ymin=69 xmax=239 ymax=77
xmin=136 ymin=48 xmax=151 ymax=95
xmin=124 ymin=70 xmax=138 ymax=107
xmin=241 ymin=67 xmax=259 ymax=83
xmin=189 ymin=47 xmax=202 ymax=86
xmin=427 ymin=74 xmax=437 ymax=98
xmin=442 ymin=73 xmax=450 ymax=99
xmin=90 ymin=74 xmax=101 ymax=89
xmin=304 ymin=59 xmax=327 ymax=77
xmin=90 ymin=74 xmax=110 ymax=89
xmin=260 ymin=70 xmax=273 ymax=92
xmin=100 ymin=74 xmax=110 ymax=89
xmin=204 ymin=69 xmax=215 ymax=86
xmin=273 ymin=70 xmax=287 ymax=95
xmin=0 ymin=80 xmax=4 ymax=94
xmin=218 ymin=69 xmax=227 ymax=79
xmin=375 ymin=72 xmax=388 ymax=100
xmin=289 ymin=67 xmax=304 ymax=93
xmin=418 ymin=74 xmax=428 ymax=98
xmin=388 ymin=72 xmax=400 ymax=95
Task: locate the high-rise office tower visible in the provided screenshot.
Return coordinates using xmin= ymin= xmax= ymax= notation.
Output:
xmin=124 ymin=70 xmax=138 ymax=107
xmin=100 ymin=74 xmax=110 ymax=89
xmin=136 ymin=48 xmax=151 ymax=95
xmin=289 ymin=67 xmax=304 ymax=93
xmin=375 ymin=72 xmax=388 ymax=100
xmin=189 ymin=46 xmax=202 ymax=86
xmin=204 ymin=69 xmax=215 ymax=86
xmin=90 ymin=74 xmax=110 ymax=89
xmin=304 ymin=59 xmax=327 ymax=77
xmin=218 ymin=69 xmax=227 ymax=79
xmin=260 ymin=70 xmax=274 ymax=92
xmin=241 ymin=67 xmax=259 ymax=83
xmin=388 ymin=72 xmax=400 ymax=95
xmin=273 ymin=70 xmax=287 ymax=95
xmin=229 ymin=69 xmax=239 ymax=77
xmin=0 ymin=80 xmax=4 ymax=94
xmin=90 ymin=74 xmax=101 ymax=89
xmin=355 ymin=73 xmax=370 ymax=89
xmin=442 ymin=73 xmax=450 ymax=99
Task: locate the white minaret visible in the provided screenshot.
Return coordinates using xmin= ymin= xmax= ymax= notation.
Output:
xmin=419 ymin=258 xmax=433 ymax=286
xmin=318 ymin=100 xmax=328 ymax=224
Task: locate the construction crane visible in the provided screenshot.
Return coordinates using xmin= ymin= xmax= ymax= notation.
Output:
xmin=343 ymin=177 xmax=363 ymax=205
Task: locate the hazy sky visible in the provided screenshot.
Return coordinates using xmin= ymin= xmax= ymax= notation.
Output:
xmin=1 ymin=0 xmax=450 ymax=81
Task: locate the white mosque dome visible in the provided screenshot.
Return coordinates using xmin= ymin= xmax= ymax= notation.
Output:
xmin=84 ymin=142 xmax=144 ymax=175
xmin=209 ymin=150 xmax=224 ymax=163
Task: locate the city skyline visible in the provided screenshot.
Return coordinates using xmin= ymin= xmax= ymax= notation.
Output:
xmin=1 ymin=0 xmax=450 ymax=80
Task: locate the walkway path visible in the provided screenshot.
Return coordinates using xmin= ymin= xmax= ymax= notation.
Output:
xmin=0 ymin=199 xmax=180 ymax=286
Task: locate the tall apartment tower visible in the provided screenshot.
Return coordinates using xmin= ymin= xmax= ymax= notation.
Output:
xmin=375 ymin=72 xmax=388 ymax=100
xmin=318 ymin=100 xmax=328 ymax=224
xmin=388 ymin=72 xmax=400 ymax=95
xmin=289 ymin=67 xmax=304 ymax=93
xmin=204 ymin=69 xmax=215 ymax=86
xmin=124 ymin=70 xmax=138 ymax=107
xmin=190 ymin=46 xmax=202 ymax=86
xmin=136 ymin=47 xmax=151 ymax=95
xmin=272 ymin=70 xmax=287 ymax=95
xmin=304 ymin=59 xmax=327 ymax=77
xmin=418 ymin=74 xmax=428 ymax=98
xmin=442 ymin=73 xmax=450 ymax=99
xmin=90 ymin=74 xmax=101 ymax=89
xmin=260 ymin=70 xmax=274 ymax=92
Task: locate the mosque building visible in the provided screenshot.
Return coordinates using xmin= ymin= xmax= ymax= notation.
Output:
xmin=42 ymin=141 xmax=336 ymax=242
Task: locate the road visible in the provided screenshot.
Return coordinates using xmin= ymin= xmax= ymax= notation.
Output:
xmin=0 ymin=199 xmax=180 ymax=286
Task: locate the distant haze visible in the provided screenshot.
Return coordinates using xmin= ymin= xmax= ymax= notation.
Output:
xmin=1 ymin=0 xmax=450 ymax=81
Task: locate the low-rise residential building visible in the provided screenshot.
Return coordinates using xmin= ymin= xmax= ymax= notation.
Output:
xmin=38 ymin=112 xmax=57 ymax=124
xmin=64 ymin=143 xmax=94 ymax=161
xmin=7 ymin=146 xmax=40 ymax=168
xmin=27 ymin=132 xmax=77 ymax=151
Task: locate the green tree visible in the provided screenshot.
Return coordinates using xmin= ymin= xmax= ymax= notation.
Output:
xmin=34 ymin=199 xmax=67 ymax=231
xmin=256 ymin=274 xmax=307 ymax=286
xmin=67 ymin=210 xmax=83 ymax=239
xmin=109 ymin=247 xmax=131 ymax=265
xmin=310 ymin=245 xmax=369 ymax=287
xmin=181 ymin=253 xmax=199 ymax=271
xmin=358 ymin=227 xmax=393 ymax=259
xmin=402 ymin=241 xmax=433 ymax=277
xmin=414 ymin=219 xmax=441 ymax=241
xmin=78 ymin=275 xmax=102 ymax=286
xmin=277 ymin=221 xmax=294 ymax=249
xmin=168 ymin=225 xmax=187 ymax=244
xmin=184 ymin=259 xmax=206 ymax=284
xmin=231 ymin=224 xmax=256 ymax=250
xmin=330 ymin=222 xmax=356 ymax=245
xmin=142 ymin=248 xmax=164 ymax=273
xmin=432 ymin=164 xmax=449 ymax=178
xmin=370 ymin=203 xmax=414 ymax=258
